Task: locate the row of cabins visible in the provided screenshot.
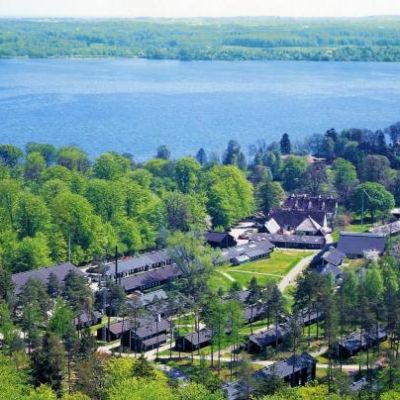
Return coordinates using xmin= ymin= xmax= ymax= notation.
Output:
xmin=11 ymin=263 xmax=104 ymax=330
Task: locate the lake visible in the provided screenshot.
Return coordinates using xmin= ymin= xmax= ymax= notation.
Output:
xmin=1 ymin=58 xmax=400 ymax=160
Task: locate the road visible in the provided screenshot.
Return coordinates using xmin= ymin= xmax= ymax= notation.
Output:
xmin=278 ymin=253 xmax=316 ymax=292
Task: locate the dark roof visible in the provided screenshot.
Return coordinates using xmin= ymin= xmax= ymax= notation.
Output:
xmin=317 ymin=263 xmax=341 ymax=279
xmin=337 ymin=232 xmax=386 ymax=257
xmin=257 ymin=352 xmax=316 ymax=380
xmin=339 ymin=330 xmax=387 ymax=353
xmin=263 ymin=233 xmax=326 ymax=246
xmin=135 ymin=319 xmax=170 ymax=339
xmin=269 ymin=209 xmax=326 ymax=229
xmin=142 ymin=333 xmax=167 ymax=347
xmin=249 ymin=325 xmax=287 ymax=348
xmin=181 ymin=328 xmax=212 ymax=346
xmin=119 ymin=264 xmax=183 ymax=292
xmin=322 ymin=247 xmax=345 ymax=267
xmin=106 ymin=249 xmax=171 ymax=277
xmin=226 ymin=290 xmax=250 ymax=304
xmin=206 ymin=231 xmax=234 ymax=243
xmin=108 ymin=320 xmax=133 ymax=336
xmin=12 ymin=262 xmax=85 ymax=294
xmin=74 ymin=311 xmax=102 ymax=326
xmin=282 ymin=194 xmax=337 ymax=214
xmin=244 ymin=304 xmax=267 ymax=321
xmin=221 ymin=240 xmax=274 ymax=262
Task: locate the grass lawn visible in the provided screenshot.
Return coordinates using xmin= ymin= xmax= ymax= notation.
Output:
xmin=209 ymin=249 xmax=313 ymax=293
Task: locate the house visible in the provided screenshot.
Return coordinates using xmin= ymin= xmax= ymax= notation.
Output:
xmin=105 ymin=249 xmax=171 ymax=278
xmin=175 ymin=328 xmax=213 ymax=352
xmin=335 ymin=330 xmax=387 ymax=359
xmin=206 ymin=231 xmax=237 ymax=248
xmin=244 ymin=304 xmax=267 ymax=324
xmin=74 ymin=311 xmax=102 ymax=330
xmin=314 ymin=246 xmax=345 ymax=280
xmin=282 ymin=194 xmax=338 ymax=222
xmin=256 ymin=352 xmax=316 ymax=387
xmin=221 ymin=240 xmax=274 ymax=266
xmin=119 ymin=264 xmax=183 ymax=293
xmin=121 ymin=317 xmax=170 ymax=352
xmin=248 ymin=325 xmax=287 ymax=353
xmin=260 ymin=233 xmax=326 ymax=249
xmin=337 ymin=232 xmax=386 ymax=258
xmin=266 ymin=209 xmax=330 ymax=236
xmin=12 ymin=262 xmax=86 ymax=295
xmin=96 ymin=320 xmax=133 ymax=342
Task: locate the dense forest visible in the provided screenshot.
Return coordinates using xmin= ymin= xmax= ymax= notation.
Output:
xmin=1 ymin=17 xmax=400 ymax=61
xmin=1 ymin=121 xmax=400 ymax=270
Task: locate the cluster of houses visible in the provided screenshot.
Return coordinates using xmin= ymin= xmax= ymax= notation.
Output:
xmin=8 ymin=192 xmax=397 ymax=398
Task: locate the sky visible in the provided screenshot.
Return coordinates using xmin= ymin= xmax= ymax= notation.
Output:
xmin=0 ymin=0 xmax=399 ymax=18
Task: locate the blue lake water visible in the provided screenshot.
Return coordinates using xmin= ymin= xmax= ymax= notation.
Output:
xmin=0 ymin=58 xmax=400 ymax=160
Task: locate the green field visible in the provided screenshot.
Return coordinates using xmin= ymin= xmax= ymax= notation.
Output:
xmin=209 ymin=249 xmax=313 ymax=292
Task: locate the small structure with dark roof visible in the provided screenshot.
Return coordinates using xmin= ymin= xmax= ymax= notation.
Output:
xmin=206 ymin=231 xmax=237 ymax=249
xmin=256 ymin=352 xmax=316 ymax=387
xmin=335 ymin=330 xmax=387 ymax=359
xmin=248 ymin=325 xmax=287 ymax=353
xmin=314 ymin=246 xmax=345 ymax=280
xmin=121 ymin=317 xmax=170 ymax=352
xmin=119 ymin=264 xmax=183 ymax=293
xmin=175 ymin=328 xmax=213 ymax=352
xmin=337 ymin=232 xmax=386 ymax=258
xmin=12 ymin=262 xmax=85 ymax=295
xmin=74 ymin=311 xmax=103 ymax=330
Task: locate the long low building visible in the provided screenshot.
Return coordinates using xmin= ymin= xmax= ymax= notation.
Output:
xmin=12 ymin=262 xmax=86 ymax=295
xmin=119 ymin=264 xmax=183 ymax=293
xmin=337 ymin=232 xmax=386 ymax=258
xmin=105 ymin=249 xmax=172 ymax=278
xmin=259 ymin=233 xmax=326 ymax=249
xmin=221 ymin=240 xmax=274 ymax=266
xmin=335 ymin=330 xmax=387 ymax=358
xmin=176 ymin=328 xmax=213 ymax=352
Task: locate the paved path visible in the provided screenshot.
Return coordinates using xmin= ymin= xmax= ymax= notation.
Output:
xmin=230 ymin=270 xmax=283 ymax=278
xmin=217 ymin=270 xmax=236 ymax=283
xmin=278 ymin=254 xmax=316 ymax=292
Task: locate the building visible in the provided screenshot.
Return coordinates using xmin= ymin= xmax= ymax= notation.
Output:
xmin=12 ymin=262 xmax=86 ymax=295
xmin=337 ymin=232 xmax=386 ymax=258
xmin=244 ymin=304 xmax=267 ymax=324
xmin=221 ymin=240 xmax=274 ymax=266
xmin=119 ymin=264 xmax=183 ymax=293
xmin=260 ymin=233 xmax=326 ymax=249
xmin=314 ymin=246 xmax=345 ymax=280
xmin=282 ymin=194 xmax=338 ymax=221
xmin=266 ymin=209 xmax=330 ymax=236
xmin=121 ymin=318 xmax=170 ymax=352
xmin=175 ymin=328 xmax=213 ymax=352
xmin=335 ymin=330 xmax=387 ymax=359
xmin=105 ymin=249 xmax=171 ymax=278
xmin=206 ymin=231 xmax=237 ymax=248
xmin=97 ymin=320 xmax=133 ymax=342
xmin=255 ymin=352 xmax=316 ymax=387
xmin=369 ymin=220 xmax=400 ymax=237
xmin=74 ymin=311 xmax=103 ymax=330
xmin=248 ymin=325 xmax=287 ymax=353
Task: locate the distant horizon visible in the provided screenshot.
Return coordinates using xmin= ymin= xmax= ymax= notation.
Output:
xmin=1 ymin=15 xmax=400 ymax=19
xmin=2 ymin=0 xmax=400 ymax=19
